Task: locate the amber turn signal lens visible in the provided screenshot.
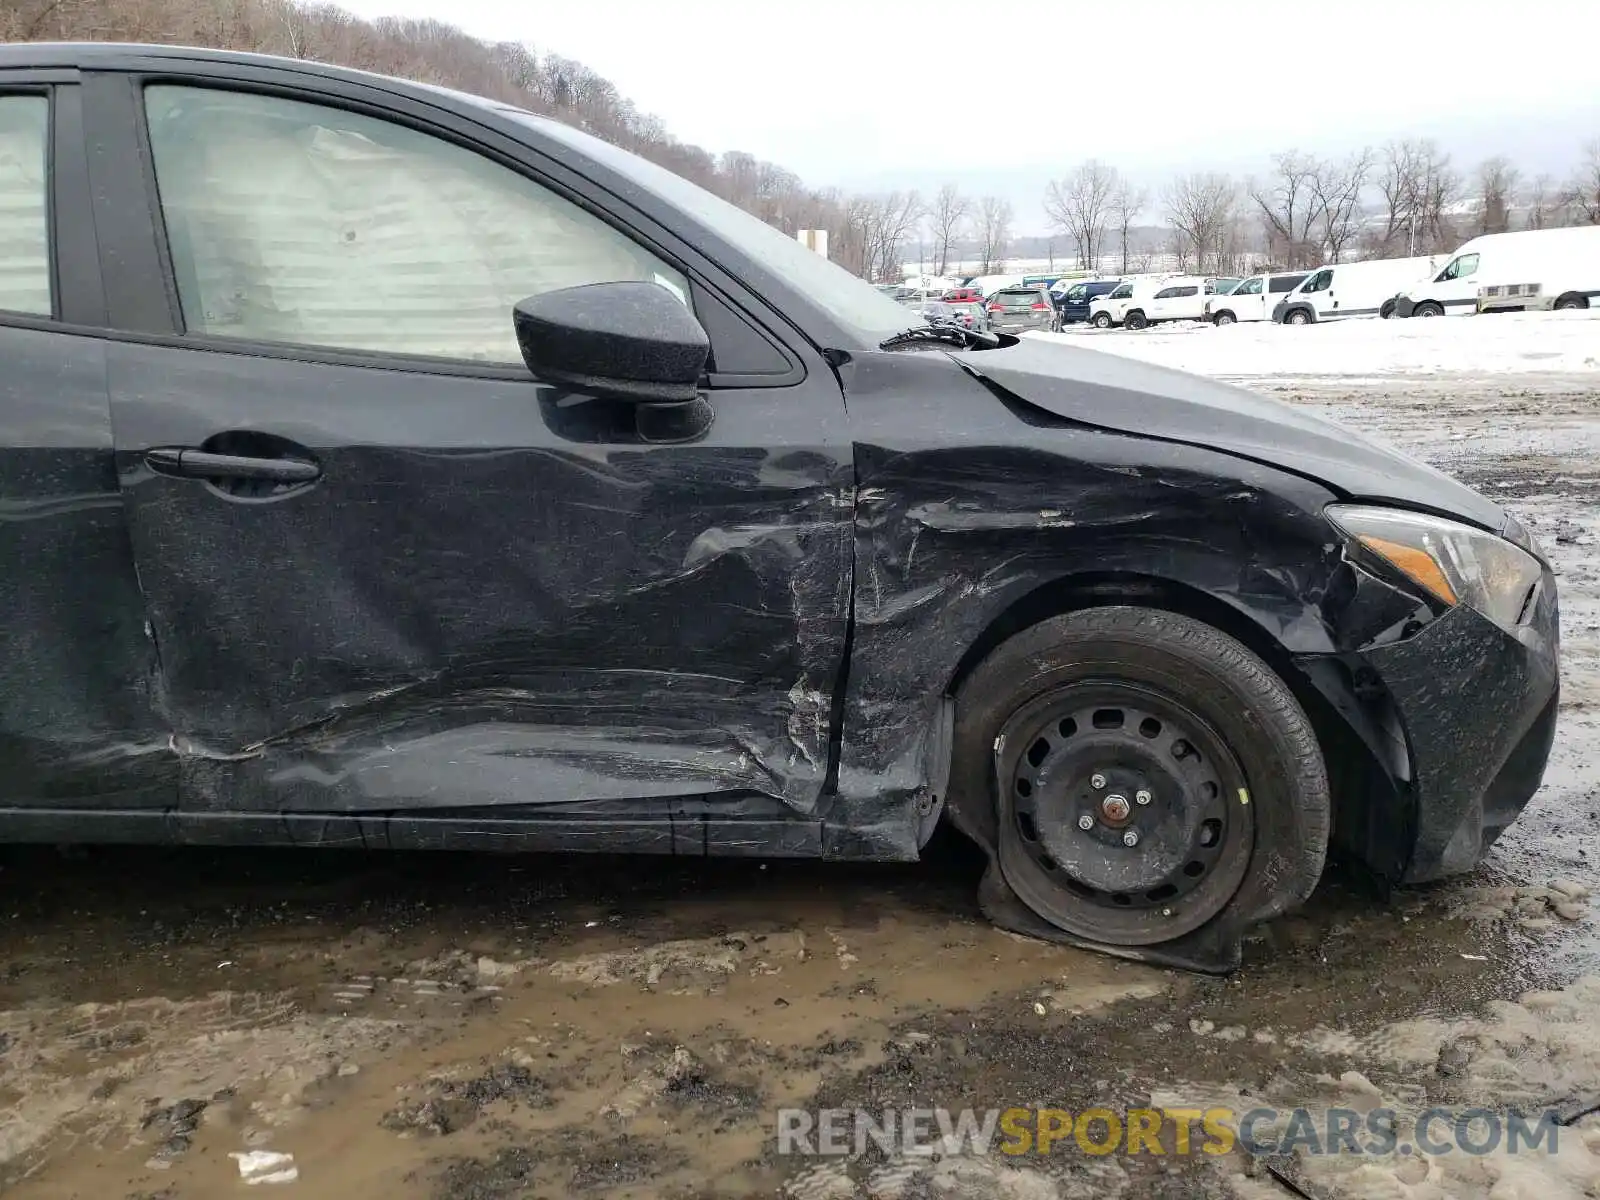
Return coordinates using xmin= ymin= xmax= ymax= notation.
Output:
xmin=1357 ymin=535 xmax=1459 ymax=606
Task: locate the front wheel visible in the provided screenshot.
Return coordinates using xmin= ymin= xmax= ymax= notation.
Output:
xmin=951 ymin=607 xmax=1329 ymax=946
xmin=1214 ymin=311 xmax=1235 ymax=326
xmin=1285 ymin=309 xmax=1311 ymax=326
xmin=1092 ymin=312 xmax=1113 ymax=329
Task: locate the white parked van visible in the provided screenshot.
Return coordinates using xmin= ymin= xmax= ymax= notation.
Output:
xmin=1272 ymin=255 xmax=1446 ymax=324
xmin=1205 ymin=272 xmax=1311 ymax=324
xmin=1393 ymin=226 xmax=1600 ymax=317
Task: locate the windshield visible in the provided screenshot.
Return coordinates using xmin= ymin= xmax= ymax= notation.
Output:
xmin=1063 ymin=284 xmax=1088 ymax=302
xmin=503 ymin=110 xmax=916 ymax=343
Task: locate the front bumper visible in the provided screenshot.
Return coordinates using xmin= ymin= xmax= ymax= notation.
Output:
xmin=1298 ymin=565 xmax=1560 ymax=884
xmin=1391 ymin=295 xmax=1417 ymax=318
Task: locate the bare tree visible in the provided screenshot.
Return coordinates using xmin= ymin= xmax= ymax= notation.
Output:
xmin=1525 ymin=173 xmax=1558 ymax=229
xmin=1166 ymin=228 xmax=1190 ymax=274
xmin=1474 ymin=155 xmax=1520 ymax=235
xmin=1165 ymin=172 xmax=1237 ymax=275
xmin=1373 ymin=139 xmax=1460 ymax=255
xmin=846 ymin=191 xmax=924 ymax=283
xmin=1107 ymin=180 xmax=1147 ymax=275
xmin=975 ymin=196 xmax=1013 ymax=274
xmin=1308 ymin=149 xmax=1373 ymax=264
xmin=1042 ymin=160 xmax=1119 ymax=272
xmin=1566 ymin=139 xmax=1600 ymax=225
xmin=928 ymin=184 xmax=971 ymax=276
xmin=1249 ymin=150 xmax=1320 ymax=269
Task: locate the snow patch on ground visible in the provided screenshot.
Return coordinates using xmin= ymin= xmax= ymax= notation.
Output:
xmin=1026 ymin=310 xmax=1600 ymax=379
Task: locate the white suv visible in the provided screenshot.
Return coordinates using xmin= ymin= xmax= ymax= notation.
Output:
xmin=1206 ymin=272 xmax=1311 ymax=324
xmin=1088 ymin=281 xmax=1137 ymax=328
xmin=1119 ymin=276 xmax=1211 ymax=330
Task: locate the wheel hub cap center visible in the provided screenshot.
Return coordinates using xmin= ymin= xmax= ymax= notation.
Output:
xmin=1100 ymin=793 xmax=1131 ymax=822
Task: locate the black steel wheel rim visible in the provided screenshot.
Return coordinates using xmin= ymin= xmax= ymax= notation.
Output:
xmin=995 ymin=680 xmax=1254 ymax=944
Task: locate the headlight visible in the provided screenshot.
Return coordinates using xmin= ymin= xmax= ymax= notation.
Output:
xmin=1326 ymin=504 xmax=1544 ymax=633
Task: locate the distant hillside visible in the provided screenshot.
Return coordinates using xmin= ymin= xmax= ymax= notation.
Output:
xmin=1 ymin=0 xmax=874 ymax=267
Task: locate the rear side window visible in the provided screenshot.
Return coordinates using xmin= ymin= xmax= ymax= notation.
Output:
xmin=0 ymin=94 xmax=52 ymax=318
xmin=1268 ymin=274 xmax=1306 ymax=293
xmin=1155 ymin=285 xmax=1199 ymax=299
xmin=142 ymin=85 xmax=688 ymax=363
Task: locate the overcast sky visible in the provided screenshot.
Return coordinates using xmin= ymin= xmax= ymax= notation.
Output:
xmin=337 ymin=0 xmax=1600 ymax=234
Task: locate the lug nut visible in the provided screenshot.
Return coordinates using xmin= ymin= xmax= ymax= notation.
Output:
xmin=1122 ymin=830 xmax=1139 ymax=848
xmin=1090 ymin=773 xmax=1107 ymax=789
xmin=1077 ymin=814 xmax=1095 ymax=831
xmin=1135 ymin=789 xmax=1152 ymax=806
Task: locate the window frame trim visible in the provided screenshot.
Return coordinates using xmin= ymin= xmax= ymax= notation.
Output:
xmin=81 ymin=67 xmax=808 ymax=390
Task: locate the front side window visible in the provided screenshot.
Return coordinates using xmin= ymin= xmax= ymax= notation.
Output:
xmin=143 ymin=86 xmax=688 ymax=363
xmin=0 ymin=94 xmax=52 ymax=317
xmin=1108 ymin=283 xmax=1133 ymax=299
xmin=1236 ymin=277 xmax=1264 ymax=296
xmin=1302 ymin=269 xmax=1332 ymax=293
xmin=1438 ymin=252 xmax=1480 ymax=282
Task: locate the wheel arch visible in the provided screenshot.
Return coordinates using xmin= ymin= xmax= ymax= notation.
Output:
xmin=947 ymin=569 xmax=1307 ymax=705
xmin=1554 ymin=291 xmax=1589 ymax=310
xmin=938 ymin=567 xmax=1406 ymax=881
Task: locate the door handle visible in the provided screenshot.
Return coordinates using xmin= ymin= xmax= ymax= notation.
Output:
xmin=146 ymin=447 xmax=321 ymax=483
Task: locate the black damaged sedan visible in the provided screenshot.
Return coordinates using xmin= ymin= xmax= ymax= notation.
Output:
xmin=0 ymin=44 xmax=1559 ymax=971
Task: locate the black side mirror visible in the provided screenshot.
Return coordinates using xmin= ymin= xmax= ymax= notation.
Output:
xmin=513 ymin=281 xmax=709 ymax=402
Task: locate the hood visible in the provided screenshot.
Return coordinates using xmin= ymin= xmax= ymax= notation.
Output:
xmin=953 ymin=337 xmax=1508 ymax=533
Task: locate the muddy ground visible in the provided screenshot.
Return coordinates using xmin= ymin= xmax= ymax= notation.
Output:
xmin=6 ymin=366 xmax=1600 ymax=1200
